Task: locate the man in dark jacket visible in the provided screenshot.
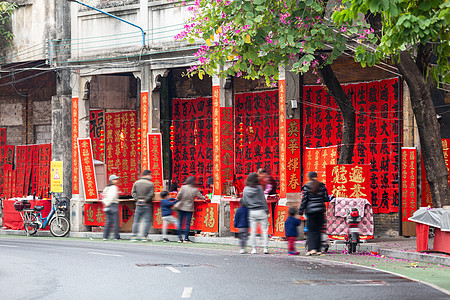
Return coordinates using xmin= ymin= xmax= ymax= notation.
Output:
xmin=299 ymin=171 xmax=329 ymax=255
xmin=131 ymin=170 xmax=155 ymax=242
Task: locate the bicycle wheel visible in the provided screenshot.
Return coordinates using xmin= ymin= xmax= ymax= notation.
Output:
xmin=24 ymin=214 xmax=38 ymax=236
xmin=49 ymin=216 xmax=70 ymax=237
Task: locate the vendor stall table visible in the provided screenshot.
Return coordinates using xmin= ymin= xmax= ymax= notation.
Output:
xmin=2 ymin=198 xmax=51 ymax=230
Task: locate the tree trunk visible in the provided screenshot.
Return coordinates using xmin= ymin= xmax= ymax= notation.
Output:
xmin=396 ymin=50 xmax=450 ymax=207
xmin=318 ymin=63 xmax=356 ymax=164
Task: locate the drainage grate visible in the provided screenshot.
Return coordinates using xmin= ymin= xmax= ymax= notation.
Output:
xmin=136 ymin=263 xmax=215 ymax=268
xmin=294 ymin=280 xmax=387 ymax=286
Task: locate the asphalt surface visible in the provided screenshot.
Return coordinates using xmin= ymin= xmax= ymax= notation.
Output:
xmin=0 ymin=237 xmax=448 ymax=300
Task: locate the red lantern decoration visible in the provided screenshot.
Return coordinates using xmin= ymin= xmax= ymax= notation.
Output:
xmin=239 ymin=121 xmax=245 ymax=149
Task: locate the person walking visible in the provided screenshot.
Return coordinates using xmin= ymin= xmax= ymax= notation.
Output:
xmin=241 ymin=172 xmax=270 ymax=254
xmin=285 ymin=207 xmax=301 ymax=255
xmin=234 ymin=199 xmax=249 ymax=254
xmin=176 ymin=176 xmax=205 ymax=243
xmin=299 ymin=171 xmax=329 ymax=256
xmin=131 ymin=170 xmax=155 ymax=242
xmin=160 ymin=190 xmax=178 ymax=242
xmin=102 ymin=175 xmax=121 ymax=241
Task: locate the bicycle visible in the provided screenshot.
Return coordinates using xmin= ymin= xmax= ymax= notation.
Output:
xmin=15 ymin=194 xmax=70 ymax=237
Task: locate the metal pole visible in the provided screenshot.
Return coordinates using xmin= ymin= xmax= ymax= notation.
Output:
xmin=68 ymin=0 xmax=146 ymax=47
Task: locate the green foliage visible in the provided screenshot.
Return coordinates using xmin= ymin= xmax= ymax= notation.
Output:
xmin=333 ymin=0 xmax=450 ymax=83
xmin=0 ymin=1 xmax=16 ymax=44
xmin=178 ymin=0 xmax=372 ymax=85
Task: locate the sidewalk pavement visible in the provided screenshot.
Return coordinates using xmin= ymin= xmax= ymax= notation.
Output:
xmin=1 ymin=228 xmax=449 ymax=266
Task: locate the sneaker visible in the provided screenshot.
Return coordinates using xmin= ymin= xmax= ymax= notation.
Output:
xmin=184 ymin=239 xmax=194 ymax=243
xmin=141 ymin=239 xmax=147 ymax=243
xmin=263 ymin=248 xmax=269 ymax=254
xmin=103 ymin=238 xmax=107 ymax=241
xmin=251 ymin=248 xmax=257 ymax=254
xmin=288 ymin=251 xmax=300 ymax=255
xmin=178 ymin=239 xmax=183 ymax=243
xmin=163 ymin=238 xmax=170 ymax=243
xmin=114 ymin=239 xmax=119 ymax=241
xmin=131 ymin=239 xmax=138 ymax=242
xmin=240 ymin=249 xmax=246 ymax=254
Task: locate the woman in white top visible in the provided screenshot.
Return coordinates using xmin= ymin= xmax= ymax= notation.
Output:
xmin=102 ymin=175 xmax=120 ymax=240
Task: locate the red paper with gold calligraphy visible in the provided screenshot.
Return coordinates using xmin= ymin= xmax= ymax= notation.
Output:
xmin=72 ymin=97 xmax=80 ymax=195
xmin=141 ymin=91 xmax=149 ymax=175
xmin=84 ymin=202 xmax=123 ymax=226
xmin=229 ymin=200 xmax=240 ymax=233
xmin=152 ymin=201 xmax=177 ymax=229
xmin=4 ymin=145 xmax=14 ymax=171
xmin=401 ymin=148 xmax=417 ymax=222
xmin=326 ymin=164 xmax=370 ymax=201
xmin=220 ymin=107 xmax=234 ymax=194
xmin=78 ymin=138 xmax=98 ymax=200
xmin=286 ymin=119 xmax=301 ymax=192
xmin=273 ymin=205 xmax=289 ymax=237
xmin=147 ymin=133 xmax=164 ymax=192
xmin=421 ymin=139 xmax=450 ymax=207
xmin=303 ymin=146 xmax=338 ymax=185
xmin=279 ymin=79 xmax=287 ymax=198
xmin=105 ymin=111 xmax=138 ymax=194
xmin=193 ymin=202 xmax=219 ymax=232
xmin=90 ymin=110 xmax=105 ymax=161
xmin=37 ymin=144 xmax=51 ymax=198
xmin=212 ymin=85 xmax=221 ymax=195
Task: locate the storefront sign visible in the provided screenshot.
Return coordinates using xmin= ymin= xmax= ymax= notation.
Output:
xmin=401 ymin=148 xmax=417 ymax=221
xmin=326 ymin=164 xmax=370 ymax=202
xmin=72 ymin=97 xmax=79 ymax=195
xmin=279 ymin=79 xmax=287 ymax=198
xmin=141 ymin=91 xmax=149 ymax=173
xmin=51 ymin=161 xmax=63 ymax=193
xmin=78 ymin=138 xmax=98 ymax=200
xmin=147 ymin=133 xmax=164 ymax=192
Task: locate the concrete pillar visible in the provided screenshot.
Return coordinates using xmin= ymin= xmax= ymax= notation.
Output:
xmin=278 ymin=64 xmax=302 ymax=207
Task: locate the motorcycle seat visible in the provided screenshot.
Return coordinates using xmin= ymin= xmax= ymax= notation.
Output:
xmin=34 ymin=206 xmax=44 ymax=211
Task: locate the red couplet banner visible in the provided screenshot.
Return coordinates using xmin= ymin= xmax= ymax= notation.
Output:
xmin=304 ymin=146 xmax=338 ymax=185
xmin=286 ymin=120 xmax=301 ymax=193
xmin=72 ymin=97 xmax=80 ymax=195
xmin=326 ymin=164 xmax=371 ymax=205
xmin=84 ymin=202 xmax=123 ymax=227
xmin=401 ymin=148 xmax=417 ymax=222
xmin=147 ymin=133 xmax=164 ymax=192
xmin=78 ymin=138 xmax=98 ymax=200
xmin=273 ymin=205 xmax=289 ymax=237
xmin=89 ymin=110 xmax=105 ymax=162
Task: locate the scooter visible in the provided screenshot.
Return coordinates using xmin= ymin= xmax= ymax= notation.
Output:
xmin=345 ymin=208 xmax=361 ymax=253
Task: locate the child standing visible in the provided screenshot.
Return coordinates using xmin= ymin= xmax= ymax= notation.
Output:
xmin=234 ymin=200 xmax=249 ymax=254
xmin=285 ymin=207 xmax=301 ymax=255
xmin=160 ymin=191 xmax=178 ymax=242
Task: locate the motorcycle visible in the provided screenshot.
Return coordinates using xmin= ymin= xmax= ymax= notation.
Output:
xmin=345 ymin=207 xmax=361 ymax=253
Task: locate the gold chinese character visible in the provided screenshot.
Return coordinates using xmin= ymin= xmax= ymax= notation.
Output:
xmin=331 ymin=166 xmax=348 ymax=184
xmin=288 ymin=173 xmax=300 ymax=190
xmin=287 ymin=121 xmax=299 ymax=137
xmin=203 ymin=207 xmax=215 ymax=228
xmin=350 ymin=184 xmax=367 ymax=198
xmin=331 ymin=184 xmax=347 ymax=198
xmin=86 ymin=206 xmax=94 ymax=222
xmin=96 ymin=207 xmax=103 ymax=223
xmin=275 ymin=210 xmax=286 ymax=233
xmin=349 ymin=166 xmax=365 ymax=183
xmin=287 ymin=157 xmax=299 ymax=172
xmin=287 ymin=138 xmax=299 ymax=155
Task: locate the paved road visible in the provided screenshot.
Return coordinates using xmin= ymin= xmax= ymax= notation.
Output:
xmin=0 ymin=237 xmax=448 ymax=300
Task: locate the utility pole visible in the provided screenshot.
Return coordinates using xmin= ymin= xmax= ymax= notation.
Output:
xmin=51 ymin=1 xmax=72 ymax=199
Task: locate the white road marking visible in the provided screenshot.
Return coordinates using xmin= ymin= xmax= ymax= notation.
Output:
xmin=88 ymin=252 xmax=122 ymax=257
xmin=181 ymin=287 xmax=193 ymax=298
xmin=166 ymin=266 xmax=181 ymax=273
xmin=0 ymin=244 xmax=18 ymax=248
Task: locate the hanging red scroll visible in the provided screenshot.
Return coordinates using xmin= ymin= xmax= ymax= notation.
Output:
xmin=286 ymin=120 xmax=301 ymax=193
xmin=78 ymin=138 xmax=98 ymax=200
xmin=141 ymin=91 xmax=149 ymax=175
xmin=326 ymin=164 xmax=370 ymax=200
xmin=220 ymin=107 xmax=234 ymax=194
xmin=90 ymin=110 xmax=105 ymax=161
xmin=304 ymin=78 xmax=401 ymax=213
xmin=37 ymin=144 xmax=51 ymax=199
xmin=303 ymin=145 xmax=338 ymax=185
xmin=105 ymin=111 xmax=138 ymax=194
xmin=401 ymin=148 xmax=417 ymax=222
xmin=147 ymin=133 xmax=164 ymax=192
xmin=172 ymin=97 xmax=212 ymax=193
xmin=234 ymin=90 xmax=279 ymax=192
xmin=72 ymin=97 xmax=80 ymax=195
xmin=4 ymin=145 xmax=14 ymax=171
